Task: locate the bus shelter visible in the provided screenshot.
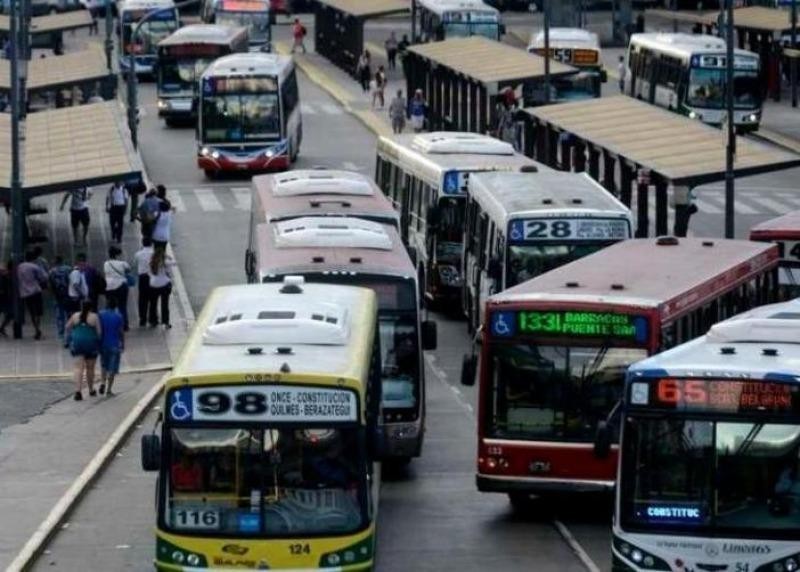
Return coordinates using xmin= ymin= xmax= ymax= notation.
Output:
xmin=0 ymin=102 xmax=143 ymax=205
xmin=0 ymin=11 xmax=94 ymax=52
xmin=520 ymin=95 xmax=800 ymax=237
xmin=405 ymin=36 xmax=576 ymax=134
xmin=0 ymin=48 xmax=114 ymax=103
xmin=314 ymin=0 xmax=410 ymax=75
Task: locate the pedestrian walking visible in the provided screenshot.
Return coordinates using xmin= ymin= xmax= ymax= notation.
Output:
xmin=376 ymin=66 xmax=386 ymax=108
xmin=106 ymin=181 xmax=129 ymax=243
xmin=17 ymin=251 xmax=48 ymax=340
xmin=151 ymin=200 xmax=173 ymax=252
xmin=67 ymin=254 xmax=90 ymax=323
xmin=89 ymin=7 xmax=99 ymax=34
xmin=156 ymin=184 xmax=172 ymax=210
xmin=32 ymin=246 xmax=48 ymax=273
xmin=618 ymin=55 xmax=626 ymax=92
xmin=65 ymin=300 xmax=101 ymax=401
xmin=104 ymin=246 xmax=133 ymax=331
xmin=138 ymin=189 xmax=160 ymax=240
xmin=134 ymin=238 xmax=154 ymax=327
xmin=385 ymin=32 xmax=398 ymax=70
xmin=398 ymin=34 xmax=410 ymax=77
xmin=0 ymin=262 xmax=12 ymax=336
xmin=98 ymin=296 xmax=124 ymax=396
xmin=291 ymin=17 xmax=307 ymax=54
xmin=128 ymin=179 xmax=146 ymax=223
xmin=357 ymin=51 xmax=371 ymax=93
xmin=369 ymin=75 xmax=379 ymax=109
xmin=389 ymin=89 xmax=406 ymax=134
xmin=59 ymin=187 xmax=91 ymax=247
xmin=148 ymin=249 xmax=174 ymax=329
xmin=408 ymin=89 xmax=427 ymax=133
xmin=48 ymin=255 xmax=72 ymax=340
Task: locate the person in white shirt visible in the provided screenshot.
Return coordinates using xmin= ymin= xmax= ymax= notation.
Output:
xmin=103 ymin=245 xmax=132 ymax=331
xmin=133 ymin=237 xmax=154 ymax=327
xmin=106 ymin=182 xmax=129 ymax=243
xmin=59 ymin=188 xmax=92 ymax=246
xmin=618 ymin=55 xmax=626 ymax=92
xmin=151 ymin=200 xmax=172 ymax=251
xmin=147 ymin=248 xmax=174 ymax=328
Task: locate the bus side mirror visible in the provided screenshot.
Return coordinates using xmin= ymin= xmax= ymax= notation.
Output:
xmin=245 ymin=249 xmax=256 ymax=281
xmin=488 ymin=257 xmax=502 ymax=282
xmin=594 ymin=421 xmax=611 ymax=459
xmin=421 ymin=320 xmax=437 ymax=350
xmin=461 ymin=354 xmax=477 ymax=386
xmin=141 ymin=434 xmax=161 ymax=472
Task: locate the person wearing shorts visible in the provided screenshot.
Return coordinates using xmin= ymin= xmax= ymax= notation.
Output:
xmin=98 ymin=296 xmax=124 ymax=396
xmin=65 ymin=301 xmax=101 ymax=401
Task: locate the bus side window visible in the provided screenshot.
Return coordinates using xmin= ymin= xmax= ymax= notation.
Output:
xmin=464 ymin=199 xmax=474 ymax=254
xmin=281 ymin=70 xmax=299 ymax=124
xmin=389 ymin=164 xmax=400 ymax=206
xmin=478 ymin=214 xmax=489 ymax=269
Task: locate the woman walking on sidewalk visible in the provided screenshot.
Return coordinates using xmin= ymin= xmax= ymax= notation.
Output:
xmin=148 ymin=249 xmax=174 ymax=329
xmin=103 ymin=245 xmax=133 ymax=331
xmin=357 ymin=50 xmax=371 ymax=94
xmin=65 ymin=301 xmax=101 ymax=401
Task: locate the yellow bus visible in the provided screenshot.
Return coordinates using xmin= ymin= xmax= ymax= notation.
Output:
xmin=141 ymin=277 xmax=382 ymax=571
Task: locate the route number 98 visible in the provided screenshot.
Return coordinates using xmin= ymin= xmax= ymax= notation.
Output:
xmin=197 ymin=391 xmax=268 ymax=416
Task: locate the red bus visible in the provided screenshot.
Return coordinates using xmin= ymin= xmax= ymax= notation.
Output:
xmin=750 ymin=210 xmax=800 ymax=300
xmin=461 ymin=237 xmax=780 ymax=505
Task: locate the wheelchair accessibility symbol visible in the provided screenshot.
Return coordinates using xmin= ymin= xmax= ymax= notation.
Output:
xmin=491 ymin=311 xmax=515 ymax=337
xmin=170 ymin=389 xmax=193 ymax=422
xmin=509 ymin=221 xmax=524 ymax=242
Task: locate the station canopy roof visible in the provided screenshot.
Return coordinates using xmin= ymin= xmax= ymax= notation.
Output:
xmin=0 ymin=101 xmax=143 ymax=199
xmin=407 ymin=36 xmax=575 ymax=90
xmin=523 ymin=96 xmax=800 ymax=186
xmin=0 ymin=48 xmax=108 ymax=94
xmin=315 ymin=0 xmax=409 ymax=18
xmin=0 ymin=10 xmax=93 ymax=35
xmin=647 ymin=6 xmax=797 ymax=33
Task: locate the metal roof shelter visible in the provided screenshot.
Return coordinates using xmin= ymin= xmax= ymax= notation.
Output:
xmin=404 ymin=36 xmax=576 ymax=133
xmin=0 ymin=101 xmax=143 ymax=201
xmin=520 ymin=95 xmax=800 ymax=238
xmin=0 ymin=48 xmax=112 ymax=97
xmin=314 ymin=0 xmax=410 ymax=75
xmin=0 ymin=11 xmax=93 ymax=52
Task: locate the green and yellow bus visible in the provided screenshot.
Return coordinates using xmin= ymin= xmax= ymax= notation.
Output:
xmin=141 ymin=277 xmax=382 ymax=571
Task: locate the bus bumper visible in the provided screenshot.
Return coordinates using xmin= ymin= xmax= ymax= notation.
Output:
xmin=198 ymin=144 xmax=290 ymax=174
xmin=157 ymin=98 xmax=195 ymax=120
xmin=383 ymin=421 xmax=423 ymax=459
xmin=476 ymin=473 xmax=614 ymax=494
xmin=156 ymin=564 xmax=372 ymax=571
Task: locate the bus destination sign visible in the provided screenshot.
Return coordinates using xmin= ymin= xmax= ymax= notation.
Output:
xmin=629 ymin=378 xmax=800 ymax=415
xmin=168 ymin=385 xmax=358 ymax=423
xmin=508 ymin=218 xmax=630 ymax=243
xmin=489 ymin=309 xmax=648 ymax=343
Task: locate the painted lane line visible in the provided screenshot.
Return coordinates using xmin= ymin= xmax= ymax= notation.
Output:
xmin=193 ymin=188 xmax=223 ymax=212
xmin=231 ymin=188 xmax=252 ymax=211
xmin=166 ymin=189 xmax=187 ymax=213
xmin=749 ymin=196 xmax=792 ymax=214
xmin=320 ymin=102 xmax=344 ymax=115
xmin=703 ymin=191 xmax=761 ymax=215
xmin=693 ymin=197 xmax=724 ymax=214
xmin=341 ymin=161 xmax=362 ymax=172
xmin=423 ymin=353 xmax=474 ymax=419
xmin=553 ymin=520 xmax=603 ymax=572
xmin=776 ymin=194 xmax=800 ymax=208
xmin=300 ymin=102 xmax=317 ymax=114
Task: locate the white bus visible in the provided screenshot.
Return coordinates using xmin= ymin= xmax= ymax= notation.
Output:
xmin=417 ymin=0 xmax=503 ymax=42
xmin=212 ymin=0 xmax=271 ymax=52
xmin=528 ymin=28 xmax=606 ymax=101
xmin=462 ymin=170 xmax=633 ymax=332
xmin=375 ymin=132 xmax=538 ymax=309
xmin=624 ymin=33 xmax=762 ymax=131
xmin=118 ymin=0 xmax=180 ymax=75
xmin=607 ymin=299 xmax=800 ymax=572
xmin=198 ymin=52 xmax=301 ymax=177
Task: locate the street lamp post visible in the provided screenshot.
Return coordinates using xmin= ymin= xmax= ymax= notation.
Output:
xmin=543 ymin=0 xmax=550 ymax=105
xmin=104 ymin=0 xmax=114 ymax=71
xmin=9 ymin=0 xmax=25 ymax=339
xmin=724 ymin=0 xmax=735 ymax=239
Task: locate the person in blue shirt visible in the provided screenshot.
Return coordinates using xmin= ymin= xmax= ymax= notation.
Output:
xmin=98 ymin=296 xmax=125 ymax=396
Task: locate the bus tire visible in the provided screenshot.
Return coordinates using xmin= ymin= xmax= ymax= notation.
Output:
xmin=289 ymin=138 xmax=298 ymax=163
xmin=204 ymin=169 xmax=217 ymax=180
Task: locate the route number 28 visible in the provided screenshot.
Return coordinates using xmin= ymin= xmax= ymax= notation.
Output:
xmin=524 ymin=221 xmax=572 ymax=239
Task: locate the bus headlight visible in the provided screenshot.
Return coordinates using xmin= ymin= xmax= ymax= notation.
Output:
xmin=201 ymin=146 xmax=211 ymax=156
xmin=326 ymin=553 xmax=341 ymax=566
xmin=172 ymin=550 xmax=185 ymax=564
xmin=688 ymin=111 xmax=697 ymax=119
xmin=211 ymin=150 xmax=221 ymax=159
xmin=763 ymin=552 xmax=800 ymax=572
xmin=748 ymin=113 xmax=758 ymax=122
xmin=157 ymin=99 xmax=169 ymax=110
xmin=437 ymin=265 xmax=462 ymax=287
xmin=264 ymin=148 xmax=276 ymax=158
xmin=186 ymin=553 xmax=201 ymax=566
xmin=319 ymin=535 xmax=373 ymax=568
xmin=612 ymin=537 xmax=669 ymax=570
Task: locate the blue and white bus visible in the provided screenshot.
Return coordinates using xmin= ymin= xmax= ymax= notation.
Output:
xmin=119 ymin=0 xmax=180 ymax=75
xmin=198 ymin=52 xmax=301 ymax=177
xmin=607 ymin=299 xmax=800 ymax=572
xmin=417 ymin=0 xmax=503 ymax=42
xmin=212 ymin=0 xmax=271 ymax=52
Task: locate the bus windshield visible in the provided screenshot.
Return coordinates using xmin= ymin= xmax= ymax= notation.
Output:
xmin=160 ymin=58 xmax=214 ymax=92
xmin=436 ymin=197 xmax=465 ymax=249
xmin=506 ymin=243 xmax=611 ymax=288
xmin=124 ymin=19 xmax=178 ymax=52
xmin=202 ymin=91 xmax=280 ymax=143
xmin=217 ymin=11 xmax=270 ymax=43
xmin=379 ymin=315 xmax=419 ymax=413
xmin=551 ymin=72 xmax=599 ymax=101
xmin=687 ymin=68 xmax=760 ymax=110
xmin=621 ymin=417 xmax=800 ymax=539
xmin=166 ymin=427 xmax=366 ymax=537
xmin=442 ymin=11 xmax=498 ymax=40
xmin=487 ymin=343 xmax=648 ymax=441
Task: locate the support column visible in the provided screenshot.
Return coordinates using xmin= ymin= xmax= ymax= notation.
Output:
xmin=619 ymin=161 xmax=633 ymax=208
xmin=535 ymin=121 xmax=547 ymax=162
xmin=478 ymin=85 xmax=488 ymax=135
xmin=547 ymin=127 xmax=559 ymax=168
xmin=573 ymin=140 xmax=586 ymax=172
xmin=442 ymin=69 xmax=451 ymax=129
xmin=654 ymin=175 xmax=669 ymax=237
xmin=602 ymin=151 xmax=616 ymax=194
xmin=588 ymin=146 xmax=600 ymax=181
xmin=522 ymin=116 xmax=535 ymax=159
xmin=560 ymin=133 xmax=572 ymax=171
xmin=635 ymin=168 xmax=650 ymax=238
xmin=459 ymin=78 xmax=469 ymax=131
xmin=469 ymin=82 xmax=479 ymax=133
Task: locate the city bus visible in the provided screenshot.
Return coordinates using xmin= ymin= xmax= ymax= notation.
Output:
xmin=213 ymin=0 xmax=271 ymax=52
xmin=198 ymin=52 xmax=301 ymax=178
xmin=375 ymin=132 xmax=538 ymax=308
xmin=609 ymin=299 xmax=800 ymax=572
xmin=140 ymin=278 xmax=382 ymax=571
xmin=249 ymin=170 xmax=400 ymax=231
xmin=527 ymin=28 xmax=606 ymax=100
xmin=462 ymin=170 xmax=632 ymax=333
xmin=461 ymin=237 xmax=780 ymax=505
xmin=247 ymin=217 xmax=437 ymax=463
xmin=750 ymin=210 xmax=800 ymax=300
xmin=156 ymin=25 xmax=249 ymax=126
xmin=624 ymin=33 xmax=762 ymax=132
xmin=118 ymin=0 xmax=180 ymax=76
xmin=417 ymin=0 xmax=503 ymax=41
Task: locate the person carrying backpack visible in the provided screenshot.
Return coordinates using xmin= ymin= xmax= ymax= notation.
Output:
xmin=65 ymin=300 xmax=102 ymax=401
xmin=138 ymin=189 xmax=160 ymax=240
xmin=48 ymin=255 xmax=72 ymax=340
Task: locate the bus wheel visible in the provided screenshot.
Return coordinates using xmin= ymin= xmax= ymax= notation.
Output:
xmin=508 ymin=492 xmax=533 ymax=511
xmin=289 ymin=139 xmax=298 ymax=163
xmin=204 ymin=169 xmax=217 ymax=180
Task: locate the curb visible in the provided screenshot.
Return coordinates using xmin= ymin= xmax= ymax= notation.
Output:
xmin=275 ymin=41 xmax=393 ymax=138
xmin=754 ymin=127 xmax=800 ymax=155
xmin=6 ymin=374 xmax=166 ymax=572
xmin=0 ymin=363 xmax=172 ymax=383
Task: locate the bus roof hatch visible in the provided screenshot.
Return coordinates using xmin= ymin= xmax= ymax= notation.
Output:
xmin=271 ymin=170 xmax=374 ymax=197
xmin=411 ymin=132 xmax=515 ymax=155
xmin=273 ymin=217 xmax=393 ymax=250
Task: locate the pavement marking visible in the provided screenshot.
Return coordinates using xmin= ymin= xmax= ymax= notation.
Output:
xmin=193 ymin=188 xmax=224 ymax=212
xmin=694 ymin=196 xmax=725 ymax=214
xmin=776 ymin=194 xmax=800 ymax=208
xmin=704 ymin=191 xmax=760 ymax=215
xmin=749 ymin=196 xmax=790 ymax=214
xmin=423 ymin=353 xmax=474 ymax=418
xmin=166 ymin=189 xmax=187 ymax=213
xmin=231 ymin=187 xmax=252 ymax=211
xmin=553 ymin=520 xmax=603 ymax=572
xmin=300 ymin=102 xmax=317 ymax=114
xmin=320 ymin=102 xmax=344 ymax=115
xmin=756 ymin=128 xmax=800 ymax=154
xmin=341 ymin=161 xmax=362 ymax=171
